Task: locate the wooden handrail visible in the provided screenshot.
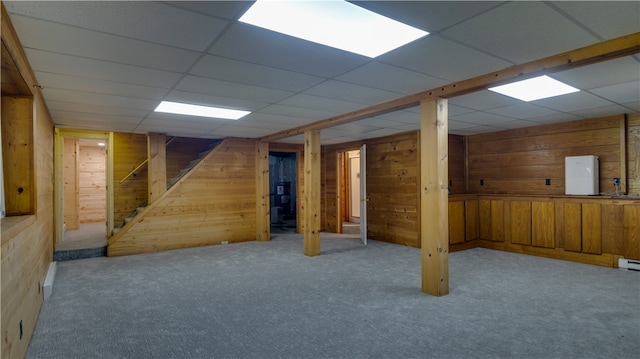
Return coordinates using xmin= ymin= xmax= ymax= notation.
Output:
xmin=119 ymin=136 xmax=176 ymax=184
xmin=119 ymin=159 xmax=148 ymax=184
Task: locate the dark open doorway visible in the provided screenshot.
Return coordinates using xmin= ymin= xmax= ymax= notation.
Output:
xmin=269 ymin=151 xmax=298 ymax=233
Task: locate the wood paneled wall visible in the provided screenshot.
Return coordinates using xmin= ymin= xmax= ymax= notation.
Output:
xmin=166 ymin=138 xmax=215 ymax=180
xmin=113 ymin=132 xmax=147 ymax=225
xmin=63 ymin=138 xmax=79 ymax=230
xmin=78 ymin=144 xmax=106 ymax=223
xmin=1 ymin=6 xmax=55 ymax=356
xmin=627 ymin=113 xmax=640 ymax=195
xmin=448 ymin=134 xmax=466 ymax=194
xmin=108 ymin=138 xmax=258 ymax=256
xmin=468 ymin=115 xmax=625 ymax=195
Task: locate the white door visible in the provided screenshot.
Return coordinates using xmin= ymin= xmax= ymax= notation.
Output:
xmin=359 ymin=144 xmax=367 ymax=245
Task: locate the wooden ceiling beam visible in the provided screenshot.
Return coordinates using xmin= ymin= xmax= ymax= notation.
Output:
xmin=259 ymin=32 xmax=640 ymax=143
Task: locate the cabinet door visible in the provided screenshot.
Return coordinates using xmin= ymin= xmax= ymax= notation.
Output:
xmin=582 ymin=204 xmax=601 ymax=254
xmin=510 ymin=201 xmax=531 ymax=245
xmin=479 ymin=200 xmax=491 ymax=240
xmin=564 ymin=203 xmax=582 ymax=252
xmin=532 ymin=201 xmax=554 ymax=248
xmin=448 ymin=201 xmax=465 ymax=244
xmin=491 ymin=200 xmax=505 ymax=242
xmin=465 ymin=200 xmax=479 ymax=241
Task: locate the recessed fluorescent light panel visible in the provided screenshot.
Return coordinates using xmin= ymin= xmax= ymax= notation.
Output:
xmin=155 ymin=101 xmax=250 ymax=120
xmin=239 ymin=0 xmax=429 ymax=58
xmin=489 ymin=75 xmax=580 ymax=102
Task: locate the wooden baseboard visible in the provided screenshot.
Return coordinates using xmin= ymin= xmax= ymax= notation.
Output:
xmin=478 ymin=239 xmax=615 ymax=267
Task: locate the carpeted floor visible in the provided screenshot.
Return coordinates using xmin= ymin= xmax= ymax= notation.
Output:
xmin=27 ymin=233 xmax=639 ymax=359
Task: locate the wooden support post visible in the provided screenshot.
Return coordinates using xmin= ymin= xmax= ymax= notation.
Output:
xmin=147 ymin=132 xmax=166 ymax=204
xmin=420 ymin=98 xmax=449 ymax=296
xmin=256 ymin=141 xmax=270 ymax=241
xmin=304 ymin=129 xmax=321 ymax=256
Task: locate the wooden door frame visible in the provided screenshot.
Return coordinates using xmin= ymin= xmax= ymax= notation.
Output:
xmin=54 ymin=128 xmax=114 ymax=246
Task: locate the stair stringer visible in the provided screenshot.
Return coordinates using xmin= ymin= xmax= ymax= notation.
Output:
xmin=108 ymin=138 xmax=259 ymax=257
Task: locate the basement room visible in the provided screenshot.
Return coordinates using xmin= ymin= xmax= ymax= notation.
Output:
xmin=1 ymin=1 xmax=639 ymax=358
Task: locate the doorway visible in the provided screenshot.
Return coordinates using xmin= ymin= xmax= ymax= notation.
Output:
xmin=340 ymin=145 xmax=367 ymax=244
xmin=54 ymin=129 xmax=113 ymax=253
xmin=269 ymin=151 xmax=298 ymax=233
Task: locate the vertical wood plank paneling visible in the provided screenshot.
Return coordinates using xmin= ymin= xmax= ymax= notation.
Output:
xmin=78 ymin=144 xmax=106 ymax=223
xmin=563 ymin=203 xmax=582 ymax=252
xmin=601 ymin=204 xmax=624 ymax=255
xmin=510 ymin=201 xmax=531 ymax=245
xmin=147 ymin=132 xmax=167 ymax=204
xmin=448 ymin=201 xmax=465 ymax=244
xmin=491 ymin=200 xmax=505 ymax=242
xmin=113 ymin=133 xmax=147 ymax=225
xmin=63 ymin=138 xmax=79 ymax=230
xmin=304 ymin=130 xmax=321 ymax=256
xmin=465 ymin=199 xmax=479 ymax=241
xmin=1 ymin=11 xmax=55 ymax=359
xmin=582 ymin=203 xmax=602 ymax=254
xmin=108 ymin=138 xmax=259 ymax=256
xmin=479 ymin=199 xmax=491 ymax=240
xmin=627 ymin=113 xmax=640 ymax=195
xmin=448 ymin=134 xmax=465 ymax=194
xmin=623 ymin=204 xmax=640 ymax=260
xmin=420 ymin=98 xmax=449 ymax=296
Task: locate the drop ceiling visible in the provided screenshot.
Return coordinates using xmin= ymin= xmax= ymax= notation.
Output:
xmin=3 ymin=1 xmax=639 ymax=145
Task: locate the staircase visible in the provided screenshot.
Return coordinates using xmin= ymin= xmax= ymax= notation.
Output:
xmin=112 ymin=140 xmax=221 ymax=236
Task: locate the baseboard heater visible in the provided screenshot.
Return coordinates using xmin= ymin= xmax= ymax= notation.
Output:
xmin=618 ymin=258 xmax=640 ymax=271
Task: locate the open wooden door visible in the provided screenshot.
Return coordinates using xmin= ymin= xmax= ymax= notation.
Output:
xmin=359 ymin=144 xmax=367 ymax=245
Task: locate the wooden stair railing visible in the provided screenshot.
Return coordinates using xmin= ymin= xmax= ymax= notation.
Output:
xmin=119 ymin=136 xmax=176 ymax=184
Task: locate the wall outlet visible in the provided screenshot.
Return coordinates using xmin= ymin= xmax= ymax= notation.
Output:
xmin=546 ymin=178 xmax=551 ymax=186
xmin=613 ymin=178 xmax=620 ymax=186
xmin=480 ymin=179 xmax=484 ymax=186
xmin=221 ymin=241 xmax=229 ymax=245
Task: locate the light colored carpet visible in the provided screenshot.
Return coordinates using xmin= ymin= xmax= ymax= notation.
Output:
xmin=28 ymin=233 xmax=639 ymax=358
xmin=58 ymin=222 xmax=107 ymax=251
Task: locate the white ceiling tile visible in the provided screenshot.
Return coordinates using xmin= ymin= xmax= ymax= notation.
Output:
xmin=379 ymin=35 xmax=512 ymax=82
xmin=442 ymin=1 xmax=599 ymax=64
xmin=552 ymin=56 xmax=640 ymax=90
xmin=259 ymin=104 xmax=341 ymax=122
xmin=176 ymin=75 xmax=294 ymax=104
xmin=51 ymin=110 xmax=142 ymax=127
xmin=551 ymin=1 xmax=640 ymax=40
xmin=46 ymin=101 xmax=150 ymax=119
xmin=569 ymin=104 xmax=634 ymax=119
xmin=528 ymin=113 xmax=583 ymax=125
xmin=35 ymin=72 xmax=169 ymax=100
xmin=622 ymin=101 xmax=640 ymax=112
xmin=164 ymin=90 xmax=269 ymax=112
xmin=25 ymin=49 xmax=182 ymax=88
xmin=532 ymin=92 xmax=615 ymax=112
xmin=209 ymin=23 xmax=368 ymax=78
xmin=354 ymin=1 xmax=505 ymax=32
xmin=486 ymin=103 xmax=562 ymax=120
xmin=330 ymin=123 xmax=381 ymax=134
xmin=4 ymin=1 xmax=228 ymax=51
xmin=11 ymin=15 xmax=200 ymax=72
xmin=165 ymin=1 xmax=251 ymax=20
xmin=304 ymin=80 xmax=402 ymax=106
xmin=451 ymin=111 xmax=515 ymax=126
xmin=589 ymin=82 xmax=640 ymax=105
xmin=211 ymin=125 xmax=275 ymax=138
xmin=336 ymin=62 xmax=448 ymax=95
xmin=450 ymin=91 xmax=521 ymax=111
xmin=145 ymin=113 xmax=231 ymax=129
xmin=190 ymin=55 xmax=325 ymax=93
xmin=134 ymin=124 xmax=216 ymax=138
xmin=43 ymin=88 xmax=159 ymax=111
xmin=278 ymin=94 xmax=362 ymax=114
